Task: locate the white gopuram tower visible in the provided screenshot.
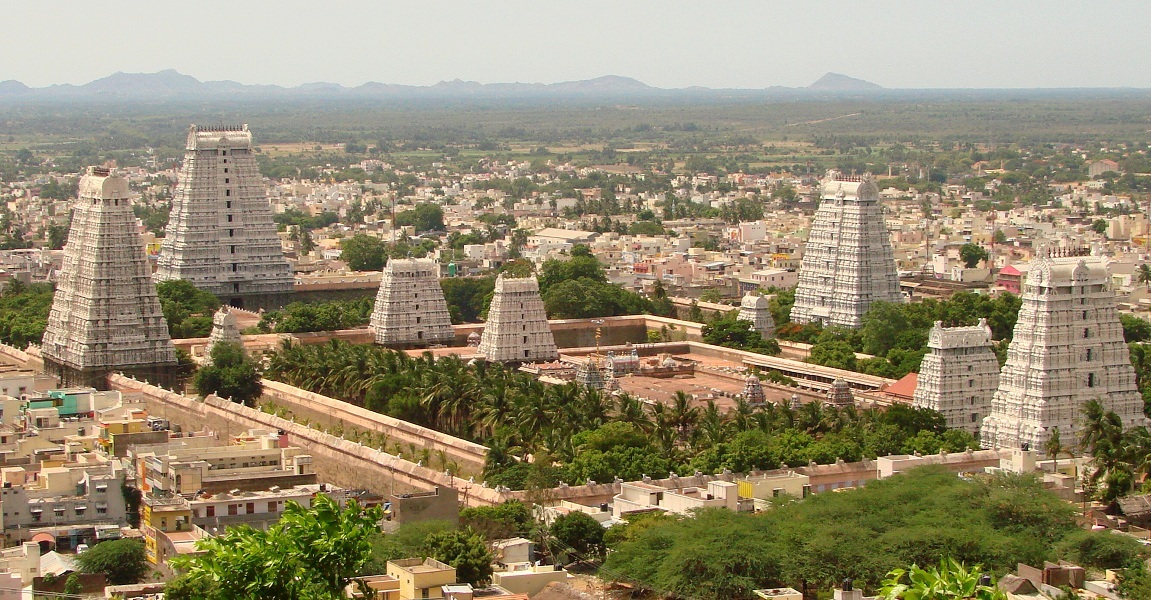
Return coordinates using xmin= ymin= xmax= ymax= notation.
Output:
xmin=204 ymin=307 xmax=242 ymax=364
xmin=737 ymin=292 xmax=775 ymax=339
xmin=791 ymin=172 xmax=901 ymax=328
xmin=42 ymin=167 xmax=177 ymax=386
xmin=981 ymin=253 xmax=1145 ymax=450
xmin=913 ymin=319 xmax=1000 ymax=435
xmin=478 ymin=274 xmax=557 ymax=363
xmin=156 ymin=125 xmax=293 ymax=308
xmin=370 ymin=258 xmax=454 ymax=347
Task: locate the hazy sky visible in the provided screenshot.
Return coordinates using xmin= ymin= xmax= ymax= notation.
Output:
xmin=7 ymin=1 xmax=1150 ymax=89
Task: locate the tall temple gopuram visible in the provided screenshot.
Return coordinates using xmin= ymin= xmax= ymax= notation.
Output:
xmin=477 ymin=274 xmax=557 ymax=363
xmin=981 ymin=252 xmax=1145 ymax=450
xmin=790 ymin=172 xmax=901 ymax=328
xmin=912 ymin=320 xmax=999 ymax=435
xmin=156 ymin=125 xmax=292 ymax=309
xmin=42 ymin=167 xmax=177 ymax=387
xmin=370 ymin=258 xmax=454 ymax=347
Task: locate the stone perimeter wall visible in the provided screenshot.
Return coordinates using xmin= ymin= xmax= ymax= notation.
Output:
xmin=258 ymin=379 xmax=488 ymax=474
xmin=107 ymin=373 xmax=506 ymax=506
xmin=0 ymin=341 xmax=43 ymax=371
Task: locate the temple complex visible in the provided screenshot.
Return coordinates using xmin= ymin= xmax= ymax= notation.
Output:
xmin=42 ymin=167 xmax=177 ymax=387
xmin=477 ymin=275 xmax=557 ymax=363
xmin=369 ymin=259 xmax=454 ymax=347
xmin=156 ymin=125 xmax=293 ymax=309
xmin=737 ymin=292 xmax=775 ymax=339
xmin=912 ymin=320 xmax=999 ymax=435
xmin=791 ymin=172 xmax=901 ymax=328
xmin=204 ymin=307 xmax=242 ymax=364
xmin=981 ymin=253 xmax=1145 ymax=450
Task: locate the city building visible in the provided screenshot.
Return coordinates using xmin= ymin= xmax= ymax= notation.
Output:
xmin=41 ymin=168 xmax=177 ymax=387
xmin=492 ymin=564 xmax=568 ymax=597
xmin=388 ymin=487 xmax=459 ymax=526
xmin=133 ymin=429 xmax=315 ymax=497
xmin=981 ymin=253 xmax=1145 ymax=450
xmin=736 ymin=471 xmax=811 ymax=509
xmin=0 ymin=543 xmax=39 ymax=586
xmin=913 ymin=320 xmax=999 ymax=435
xmin=0 ymin=460 xmax=127 ymax=545
xmin=370 ymin=259 xmax=454 ymax=347
xmin=156 ymin=125 xmax=293 ymax=308
xmin=737 ymin=292 xmax=775 ymax=339
xmin=791 ymin=172 xmax=902 ymax=328
xmin=477 ymin=275 xmax=557 ymax=363
xmin=612 ymin=480 xmax=739 ymax=518
xmin=387 ymin=558 xmax=457 ymax=600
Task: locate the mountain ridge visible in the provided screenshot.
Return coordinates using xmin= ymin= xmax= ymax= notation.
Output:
xmin=1 ymin=70 xmax=1142 ymax=102
xmin=0 ymin=70 xmax=870 ymax=101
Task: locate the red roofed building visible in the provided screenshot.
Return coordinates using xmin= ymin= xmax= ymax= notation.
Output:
xmin=882 ymin=372 xmax=917 ymax=404
xmin=996 ymin=264 xmax=1024 ymax=295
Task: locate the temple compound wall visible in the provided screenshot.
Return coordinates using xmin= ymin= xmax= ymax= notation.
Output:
xmin=109 ymin=374 xmax=502 ymax=505
xmin=981 ymin=254 xmax=1146 ymax=450
xmin=913 ymin=320 xmax=1000 ymax=435
xmin=41 ymin=168 xmax=177 ymax=389
xmin=156 ymin=125 xmax=293 ymax=308
xmin=791 ymin=172 xmax=902 ymax=328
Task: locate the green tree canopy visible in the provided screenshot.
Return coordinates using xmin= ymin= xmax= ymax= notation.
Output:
xmin=441 ymin=276 xmax=495 ymax=324
xmin=419 ymin=529 xmax=494 ymax=587
xmin=258 ymin=298 xmax=373 ymax=333
xmin=551 ymin=511 xmax=606 ymax=561
xmin=395 ymin=203 xmax=446 ymax=232
xmin=170 ymin=494 xmax=382 ymax=600
xmin=459 ymin=501 xmax=534 ymax=540
xmin=76 ymin=539 xmax=150 ymax=585
xmin=157 ymin=279 xmax=221 ymax=339
xmin=0 ymin=281 xmax=54 ymax=348
xmin=193 ymin=342 xmax=263 ymax=406
xmin=339 ymin=234 xmax=388 ymax=271
xmin=542 ymin=278 xmax=655 ymax=319
xmin=959 ymin=243 xmax=990 ymax=268
xmin=537 ymin=255 xmax=606 ymax=291
xmin=1120 ymin=313 xmax=1151 ymax=343
xmin=603 ymin=469 xmax=1079 ymax=599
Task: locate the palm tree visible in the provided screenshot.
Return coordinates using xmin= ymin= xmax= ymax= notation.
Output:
xmin=1080 ymin=399 xmax=1109 ymax=456
xmin=1046 ymin=427 xmax=1064 ymax=474
xmin=1139 ymin=263 xmax=1151 ymax=289
xmin=615 ymin=394 xmax=653 ymax=433
xmin=669 ymin=391 xmax=701 ymax=444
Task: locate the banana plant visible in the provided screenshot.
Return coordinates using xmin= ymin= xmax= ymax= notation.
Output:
xmin=879 ymin=558 xmax=1006 ymax=600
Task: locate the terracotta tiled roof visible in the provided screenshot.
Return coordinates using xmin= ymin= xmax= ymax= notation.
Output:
xmin=883 ymin=372 xmax=918 ymax=400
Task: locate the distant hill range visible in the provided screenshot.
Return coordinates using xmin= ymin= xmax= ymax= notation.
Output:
xmin=807 ymin=72 xmax=882 ymax=91
xmin=0 ymin=70 xmax=881 ymax=101
xmin=0 ymin=70 xmax=1142 ymax=103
